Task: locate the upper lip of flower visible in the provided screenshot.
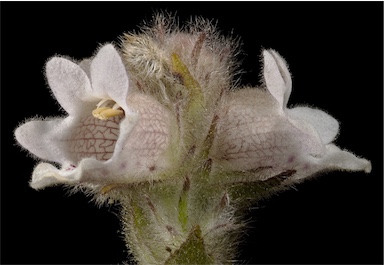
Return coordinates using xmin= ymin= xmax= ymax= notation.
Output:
xmin=263 ymin=49 xmax=339 ymax=147
xmin=48 ymin=44 xmax=131 ymax=118
xmin=260 ymin=50 xmax=370 ymax=175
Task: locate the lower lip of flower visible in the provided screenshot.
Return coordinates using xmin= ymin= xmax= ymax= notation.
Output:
xmin=69 ymin=115 xmax=123 ymax=162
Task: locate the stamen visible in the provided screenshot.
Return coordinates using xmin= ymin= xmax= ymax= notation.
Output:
xmin=93 ymin=99 xmax=124 ymax=120
xmin=96 ymin=98 xmax=110 ymax=108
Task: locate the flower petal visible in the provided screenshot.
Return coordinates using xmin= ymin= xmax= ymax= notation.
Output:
xmin=211 ymin=88 xmax=324 ymax=173
xmin=30 ymin=162 xmax=81 ymax=190
xmin=317 ymin=144 xmax=372 ymax=173
xmin=288 ymin=107 xmax=339 ymax=144
xmin=291 ymin=144 xmax=372 ymax=182
xmin=79 ymin=58 xmax=92 ymax=78
xmin=90 ymin=44 xmax=130 ymax=112
xmin=110 ymin=93 xmax=173 ymax=175
xmin=263 ymin=49 xmax=292 ymax=110
xmin=46 ymin=57 xmax=97 ymax=115
xmin=15 ymin=118 xmax=73 ymax=164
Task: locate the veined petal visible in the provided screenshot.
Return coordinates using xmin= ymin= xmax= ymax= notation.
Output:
xmin=46 ymin=57 xmax=98 ymax=115
xmin=88 ymin=93 xmax=174 ymax=183
xmin=285 ymin=114 xmax=325 ymax=156
xmin=30 ymin=93 xmax=175 ymax=190
xmin=112 ymin=93 xmax=175 ymax=176
xmin=90 ymin=44 xmax=130 ymax=112
xmin=288 ymin=106 xmax=339 ymax=144
xmin=211 ymin=88 xmax=323 ymax=173
xmin=15 ymin=118 xmax=73 ymax=164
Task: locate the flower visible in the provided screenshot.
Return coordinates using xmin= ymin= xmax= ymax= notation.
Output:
xmin=210 ymin=49 xmax=371 ymax=183
xmin=14 ymin=15 xmax=373 ymax=265
xmin=15 ymin=44 xmax=174 ymax=190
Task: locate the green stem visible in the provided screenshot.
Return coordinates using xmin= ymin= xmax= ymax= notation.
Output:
xmin=120 ymin=172 xmax=240 ymax=264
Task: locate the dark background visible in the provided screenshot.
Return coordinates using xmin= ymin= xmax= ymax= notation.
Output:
xmin=1 ymin=2 xmax=383 ymax=264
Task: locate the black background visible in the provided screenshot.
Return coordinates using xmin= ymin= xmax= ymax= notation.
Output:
xmin=1 ymin=2 xmax=383 ymax=264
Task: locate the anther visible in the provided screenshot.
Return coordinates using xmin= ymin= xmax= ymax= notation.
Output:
xmin=92 ymin=99 xmax=124 ymax=120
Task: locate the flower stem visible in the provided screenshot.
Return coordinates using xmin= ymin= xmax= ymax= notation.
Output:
xmin=119 ymin=170 xmax=241 ymax=264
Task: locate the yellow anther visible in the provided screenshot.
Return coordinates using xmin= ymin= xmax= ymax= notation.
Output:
xmin=92 ymin=107 xmax=109 ymax=116
xmin=92 ymin=99 xmax=124 ymax=120
xmin=92 ymin=108 xmax=124 ymax=120
xmin=92 ymin=107 xmax=109 ymax=119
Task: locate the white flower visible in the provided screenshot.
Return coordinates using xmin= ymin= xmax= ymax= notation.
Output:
xmin=15 ymin=44 xmax=173 ymax=190
xmin=211 ymin=49 xmax=371 ymax=182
